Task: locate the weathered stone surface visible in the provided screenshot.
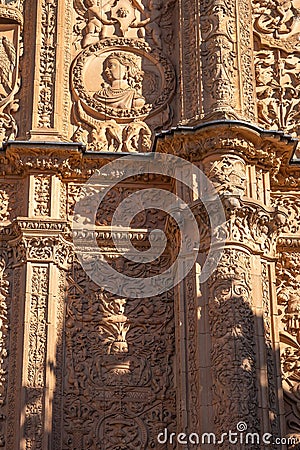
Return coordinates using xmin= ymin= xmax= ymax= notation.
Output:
xmin=0 ymin=0 xmax=300 ymax=448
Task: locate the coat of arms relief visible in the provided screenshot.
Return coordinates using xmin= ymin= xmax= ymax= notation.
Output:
xmin=70 ymin=0 xmax=176 ymax=152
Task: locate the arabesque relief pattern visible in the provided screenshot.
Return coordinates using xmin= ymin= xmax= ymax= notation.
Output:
xmin=253 ymin=0 xmax=300 ymax=138
xmin=0 ymin=246 xmax=12 ymax=448
xmin=0 ymin=0 xmax=23 ymax=143
xmin=0 ymin=127 xmax=299 ymax=448
xmin=208 ymin=249 xmax=260 ymax=447
xmin=0 ymin=0 xmax=300 ymax=448
xmin=37 ymin=0 xmax=58 ymax=128
xmin=63 ymin=262 xmax=176 ymax=448
xmin=157 ymin=122 xmax=297 ymax=446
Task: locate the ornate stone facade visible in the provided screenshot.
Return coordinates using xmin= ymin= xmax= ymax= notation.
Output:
xmin=0 ymin=0 xmax=300 ymax=449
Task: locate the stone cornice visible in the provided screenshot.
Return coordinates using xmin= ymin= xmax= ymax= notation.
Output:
xmin=154 ymin=121 xmax=297 ymax=174
xmin=0 ymin=140 xmax=156 ymax=178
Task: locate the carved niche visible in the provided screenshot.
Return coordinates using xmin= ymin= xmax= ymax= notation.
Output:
xmin=0 ymin=1 xmax=22 ymax=144
xmin=252 ymin=0 xmax=300 ymax=137
xmin=71 ymin=0 xmax=176 ymax=153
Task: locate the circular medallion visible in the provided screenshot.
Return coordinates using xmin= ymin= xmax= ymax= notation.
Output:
xmin=71 ymin=38 xmax=175 ymax=122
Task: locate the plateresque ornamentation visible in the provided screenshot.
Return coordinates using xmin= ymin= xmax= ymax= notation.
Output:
xmin=71 ymin=37 xmax=175 ymax=152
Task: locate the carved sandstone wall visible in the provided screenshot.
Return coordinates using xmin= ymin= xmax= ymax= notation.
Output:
xmin=0 ymin=0 xmax=300 ymax=449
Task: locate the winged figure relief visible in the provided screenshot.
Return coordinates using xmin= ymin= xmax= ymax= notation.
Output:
xmin=0 ymin=36 xmax=16 ymax=100
xmin=73 ymin=0 xmax=116 ymax=47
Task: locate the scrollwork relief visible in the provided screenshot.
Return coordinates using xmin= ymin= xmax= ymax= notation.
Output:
xmin=208 ymin=249 xmax=260 ymax=442
xmin=194 ymin=196 xmax=285 ymax=256
xmin=203 ymin=156 xmax=246 ymax=196
xmin=0 ymin=247 xmax=13 ymax=448
xmin=253 ymin=0 xmax=300 ymax=138
xmin=261 ymin=262 xmax=281 ymax=439
xmin=0 ymin=3 xmax=22 ymax=144
xmin=37 ymin=0 xmax=58 ymax=128
xmin=253 ymin=0 xmax=300 ymax=41
xmin=0 ymin=181 xmax=21 ymax=223
xmin=254 ymin=49 xmax=300 ymax=136
xmin=272 ymin=194 xmax=300 ymax=234
xmin=276 ymin=251 xmax=300 ymax=445
xmin=62 ymin=261 xmax=176 ymax=448
xmin=24 ymin=266 xmax=49 ymax=449
xmin=33 ymin=176 xmax=51 ymax=217
xmin=200 ymin=0 xmax=239 ymax=117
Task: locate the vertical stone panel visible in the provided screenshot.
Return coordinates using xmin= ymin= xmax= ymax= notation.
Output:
xmin=23 ymin=264 xmax=49 ymax=450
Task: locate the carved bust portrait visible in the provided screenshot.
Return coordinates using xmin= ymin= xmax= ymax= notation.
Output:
xmin=93 ymin=52 xmax=146 ymax=110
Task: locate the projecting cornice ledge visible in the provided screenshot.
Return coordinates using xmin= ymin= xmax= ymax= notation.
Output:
xmin=154 ymin=120 xmax=298 ymax=176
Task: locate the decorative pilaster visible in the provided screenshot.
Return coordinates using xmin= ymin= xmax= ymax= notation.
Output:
xmin=28 ymin=0 xmax=58 ymax=138
xmin=22 ymin=0 xmax=73 ymax=141
xmin=196 ymin=0 xmax=256 ymax=121
xmin=6 ymin=221 xmax=70 ymax=450
xmin=156 ymin=122 xmax=296 ymax=447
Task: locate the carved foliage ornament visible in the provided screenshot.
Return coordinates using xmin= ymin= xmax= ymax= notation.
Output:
xmin=200 ymin=0 xmax=238 ymax=116
xmin=208 ymin=249 xmax=259 ymax=437
xmin=63 ymin=263 xmax=176 ymax=448
xmin=253 ymin=0 xmax=300 ymax=138
xmin=0 ymin=2 xmax=22 ymax=143
xmin=276 ymin=251 xmax=300 ymax=443
xmin=253 ymin=0 xmax=300 ymax=42
xmin=0 ymin=247 xmax=12 ymax=448
xmin=37 ymin=0 xmax=58 ymax=128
